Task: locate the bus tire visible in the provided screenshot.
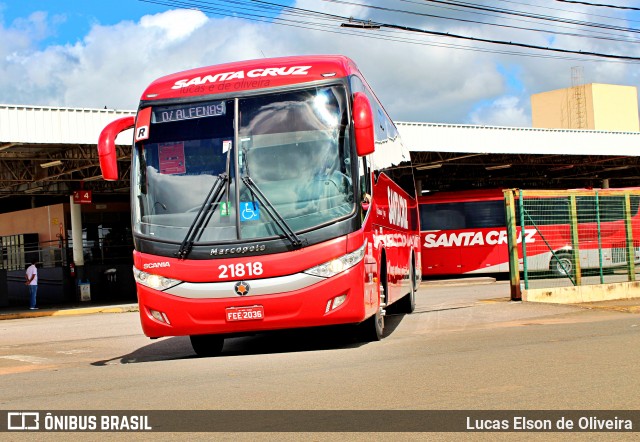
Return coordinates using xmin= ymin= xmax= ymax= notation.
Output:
xmin=359 ymin=265 xmax=386 ymax=342
xmin=359 ymin=303 xmax=384 ymax=342
xmin=395 ymin=259 xmax=416 ymax=314
xmin=550 ymin=253 xmax=573 ymax=277
xmin=190 ymin=334 xmax=224 ymax=357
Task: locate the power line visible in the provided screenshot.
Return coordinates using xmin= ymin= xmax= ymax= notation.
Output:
xmin=492 ymin=0 xmax=640 ymax=24
xmin=419 ymin=0 xmax=640 ymax=34
xmin=375 ymin=16 xmax=640 ymax=61
xmin=138 ymin=0 xmax=640 ymax=62
xmin=401 ymin=0 xmax=640 ymax=27
xmin=320 ymin=0 xmax=640 ymax=44
xmin=556 ymin=0 xmax=640 ymax=11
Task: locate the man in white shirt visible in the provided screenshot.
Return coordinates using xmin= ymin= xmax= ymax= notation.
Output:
xmin=25 ymin=259 xmax=38 ymax=310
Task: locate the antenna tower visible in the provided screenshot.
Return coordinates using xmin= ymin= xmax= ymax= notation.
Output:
xmin=571 ymin=66 xmax=587 ymax=129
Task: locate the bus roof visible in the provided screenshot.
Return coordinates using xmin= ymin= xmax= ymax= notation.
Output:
xmin=141 ymin=55 xmax=360 ymax=102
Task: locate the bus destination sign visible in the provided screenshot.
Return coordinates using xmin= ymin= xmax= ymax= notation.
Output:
xmin=153 ymin=101 xmax=226 ymax=124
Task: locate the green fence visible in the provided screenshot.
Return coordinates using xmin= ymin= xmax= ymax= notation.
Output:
xmin=504 ymin=189 xmax=640 ymax=299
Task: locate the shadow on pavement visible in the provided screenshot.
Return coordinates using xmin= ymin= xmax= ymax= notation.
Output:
xmin=91 ymin=314 xmax=406 ymax=365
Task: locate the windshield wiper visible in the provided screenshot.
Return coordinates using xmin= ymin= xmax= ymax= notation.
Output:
xmin=176 ymin=173 xmax=228 ymax=259
xmin=242 ymin=176 xmax=304 ymax=249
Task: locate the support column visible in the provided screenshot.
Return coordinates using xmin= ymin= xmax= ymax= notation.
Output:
xmin=70 ymin=195 xmax=85 ymax=280
xmin=504 ymin=189 xmax=521 ymax=301
xmin=415 ymin=179 xmax=423 ymax=196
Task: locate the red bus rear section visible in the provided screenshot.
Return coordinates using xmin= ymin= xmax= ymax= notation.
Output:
xmin=98 ymin=55 xmax=420 ymax=356
xmin=419 ymin=189 xmax=640 ymax=277
xmin=419 ymin=189 xmax=514 ymax=275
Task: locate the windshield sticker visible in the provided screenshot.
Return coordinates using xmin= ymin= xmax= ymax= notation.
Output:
xmin=152 ymin=101 xmax=226 ymax=124
xmin=240 ymin=202 xmax=260 ymax=222
xmin=158 ymin=142 xmax=186 ymax=175
xmin=223 ymin=140 xmax=232 ymax=154
xmin=220 ymin=201 xmax=231 ymax=217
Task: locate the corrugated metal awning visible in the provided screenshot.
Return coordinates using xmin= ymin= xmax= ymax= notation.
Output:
xmin=396 ymin=122 xmax=640 ymax=156
xmin=0 ymin=104 xmax=134 ymax=146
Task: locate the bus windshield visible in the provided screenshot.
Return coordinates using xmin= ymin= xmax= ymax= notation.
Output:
xmin=132 ymin=84 xmax=354 ymax=244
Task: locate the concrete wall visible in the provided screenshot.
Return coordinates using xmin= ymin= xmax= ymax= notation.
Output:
xmin=0 ymin=204 xmax=66 ymax=244
xmin=524 ymin=281 xmax=640 ymax=304
xmin=531 ymin=83 xmax=639 ymax=131
xmin=592 ymin=84 xmax=640 ymax=132
xmin=531 ymin=87 xmax=593 ymax=130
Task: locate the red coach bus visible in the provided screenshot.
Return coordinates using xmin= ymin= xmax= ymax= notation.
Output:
xmin=419 ymin=189 xmax=640 ymax=277
xmin=98 ymin=55 xmax=420 ymax=356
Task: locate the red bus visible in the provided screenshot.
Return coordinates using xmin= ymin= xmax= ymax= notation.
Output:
xmin=419 ymin=189 xmax=640 ymax=277
xmin=98 ymin=55 xmax=420 ymax=356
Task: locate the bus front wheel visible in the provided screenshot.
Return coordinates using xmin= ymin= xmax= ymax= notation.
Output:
xmin=359 ymin=270 xmax=386 ymax=342
xmin=190 ymin=334 xmax=224 ymax=357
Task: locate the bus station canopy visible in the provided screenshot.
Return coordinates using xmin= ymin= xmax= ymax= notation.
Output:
xmin=1 ymin=103 xmax=640 ymax=211
xmin=0 ymin=104 xmax=134 ymax=209
xmin=396 ymin=122 xmax=640 ymax=192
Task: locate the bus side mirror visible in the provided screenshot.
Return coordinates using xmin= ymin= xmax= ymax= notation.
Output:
xmin=98 ymin=116 xmax=135 ymax=181
xmin=353 ymin=92 xmax=375 ymax=157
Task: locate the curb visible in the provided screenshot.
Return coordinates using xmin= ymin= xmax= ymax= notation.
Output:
xmin=421 ymin=277 xmax=498 ymax=287
xmin=0 ymin=304 xmax=139 ymax=320
xmin=476 ymin=297 xmax=640 ymax=314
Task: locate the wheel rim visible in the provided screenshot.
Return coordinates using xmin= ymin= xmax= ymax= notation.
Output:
xmin=556 ymin=257 xmax=572 ymax=275
xmin=378 ymin=281 xmax=386 ymax=334
xmin=412 ymin=262 xmax=418 ymax=296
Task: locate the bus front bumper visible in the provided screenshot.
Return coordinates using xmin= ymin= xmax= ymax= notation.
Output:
xmin=137 ymin=262 xmax=374 ymax=338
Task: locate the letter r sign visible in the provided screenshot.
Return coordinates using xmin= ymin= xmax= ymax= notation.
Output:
xmin=134 ymin=107 xmax=152 ymax=142
xmin=135 ymin=126 xmax=149 ymax=141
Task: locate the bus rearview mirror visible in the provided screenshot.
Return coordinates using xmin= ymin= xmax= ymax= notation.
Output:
xmin=353 ymin=92 xmax=375 ymax=157
xmin=98 ymin=116 xmax=135 ymax=181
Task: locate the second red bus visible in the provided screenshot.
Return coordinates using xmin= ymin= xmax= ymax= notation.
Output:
xmin=419 ymin=189 xmax=640 ymax=277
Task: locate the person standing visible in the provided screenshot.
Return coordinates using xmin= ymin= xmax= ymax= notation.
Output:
xmin=25 ymin=259 xmax=38 ymax=310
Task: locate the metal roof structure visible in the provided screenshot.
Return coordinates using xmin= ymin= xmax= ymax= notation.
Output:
xmin=0 ymin=104 xmax=134 ymax=145
xmin=0 ymin=104 xmax=134 ymax=209
xmin=396 ymin=122 xmax=640 ymax=191
xmin=1 ymin=104 xmax=640 ymax=211
xmin=396 ymin=122 xmax=640 ymax=156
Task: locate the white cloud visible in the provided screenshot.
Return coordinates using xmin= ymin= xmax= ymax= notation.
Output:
xmin=139 ymin=8 xmax=207 ymax=41
xmin=469 ymin=96 xmax=530 ymax=127
xmin=0 ymin=2 xmax=638 ymax=126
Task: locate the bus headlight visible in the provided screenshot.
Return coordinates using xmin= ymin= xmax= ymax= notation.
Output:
xmin=303 ymin=244 xmax=365 ymax=278
xmin=133 ymin=266 xmax=182 ymax=290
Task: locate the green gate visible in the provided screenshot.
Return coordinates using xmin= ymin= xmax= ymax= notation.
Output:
xmin=504 ymin=189 xmax=640 ymax=300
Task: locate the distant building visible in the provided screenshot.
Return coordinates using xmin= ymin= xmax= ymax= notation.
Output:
xmin=531 ymin=83 xmax=639 ymax=131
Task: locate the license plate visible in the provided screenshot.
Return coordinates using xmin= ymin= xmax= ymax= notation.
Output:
xmin=225 ymin=305 xmax=264 ymax=322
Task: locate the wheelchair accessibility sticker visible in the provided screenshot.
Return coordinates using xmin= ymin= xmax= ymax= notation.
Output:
xmin=240 ymin=202 xmax=260 ymax=221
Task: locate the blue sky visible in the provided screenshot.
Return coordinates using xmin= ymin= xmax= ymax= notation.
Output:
xmin=0 ymin=1 xmax=173 ymax=46
xmin=0 ymin=0 xmax=638 ymax=126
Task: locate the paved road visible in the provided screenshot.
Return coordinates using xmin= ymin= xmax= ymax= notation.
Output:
xmin=1 ymin=279 xmax=639 ymax=418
